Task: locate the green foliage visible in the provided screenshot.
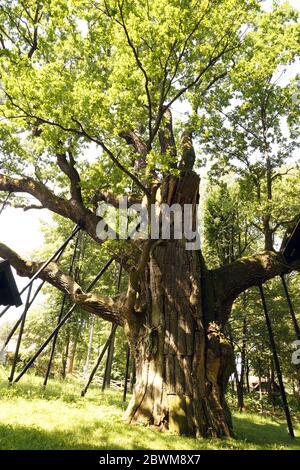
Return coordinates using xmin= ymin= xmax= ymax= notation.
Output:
xmin=194 ymin=2 xmax=300 ymax=251
xmin=228 ymin=276 xmax=300 ymax=404
xmin=0 ymin=0 xmax=262 ymax=195
xmin=203 ymin=181 xmax=257 ymax=267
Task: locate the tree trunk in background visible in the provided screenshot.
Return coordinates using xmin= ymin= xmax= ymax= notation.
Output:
xmin=124 ymin=172 xmax=234 ymax=437
xmin=62 ymin=330 xmax=70 ymax=379
xmin=84 ymin=316 xmax=95 ymax=378
xmin=263 ymin=214 xmax=274 ymax=252
xmin=245 ymin=359 xmax=250 ymax=393
xmin=67 ymin=319 xmax=83 ymax=374
xmin=228 ymin=326 xmax=244 ymax=411
xmin=239 ymin=315 xmax=247 ymax=408
xmin=262 ymin=124 xmax=274 ymax=252
xmin=130 ymin=358 xmax=136 ymax=393
xmin=258 ymin=375 xmax=263 ymax=413
xmin=236 ymin=376 xmax=244 ymax=411
xmin=268 ymin=360 xmax=276 ymax=413
xmin=102 ymin=325 xmax=116 ymax=390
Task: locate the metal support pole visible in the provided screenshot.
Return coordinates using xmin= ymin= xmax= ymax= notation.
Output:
xmin=280 ymin=275 xmax=300 ymax=340
xmin=259 ymin=284 xmax=295 ymax=438
xmin=1 ymin=236 xmax=67 ymax=352
xmin=13 ymin=256 xmax=115 ymax=383
xmin=0 ymin=192 xmax=11 ymax=216
xmin=123 ymin=343 xmax=130 ymax=402
xmin=43 ymin=231 xmax=82 ymax=386
xmin=8 ymin=284 xmax=33 ymax=383
xmin=43 ymin=293 xmax=69 ymax=386
xmin=20 ymin=225 xmax=80 ymax=296
xmin=81 ymin=324 xmax=118 ymax=397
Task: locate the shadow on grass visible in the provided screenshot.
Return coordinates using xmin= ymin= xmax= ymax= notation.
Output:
xmin=233 ymin=414 xmax=300 ymax=449
xmin=0 ymin=419 xmax=193 ymax=451
xmin=1 ymin=414 xmax=299 ymax=451
xmin=1 ymin=368 xmax=299 ymax=451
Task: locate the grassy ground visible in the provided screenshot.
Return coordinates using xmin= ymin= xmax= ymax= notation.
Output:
xmin=0 ymin=367 xmax=299 ymax=450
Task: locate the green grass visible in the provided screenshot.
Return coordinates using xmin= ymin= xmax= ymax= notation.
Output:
xmin=0 ymin=367 xmax=299 ymax=450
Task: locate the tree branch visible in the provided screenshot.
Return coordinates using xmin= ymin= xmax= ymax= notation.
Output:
xmin=117 ymin=1 xmax=153 ymax=143
xmin=119 ymin=130 xmax=147 ymax=170
xmin=3 ymin=92 xmax=151 ymax=197
xmin=166 ymin=35 xmax=239 ymax=110
xmin=0 ymin=242 xmax=124 ymax=325
xmin=0 ymin=173 xmax=103 ymax=242
xmin=0 ymin=199 xmax=44 ymax=211
xmin=216 ymin=107 xmax=263 ymax=144
xmin=212 ymin=250 xmax=300 ymax=311
xmin=56 ymin=150 xmax=83 ymax=204
xmin=158 ymin=109 xmax=177 ymax=167
xmin=91 ymin=190 xmax=140 ymax=210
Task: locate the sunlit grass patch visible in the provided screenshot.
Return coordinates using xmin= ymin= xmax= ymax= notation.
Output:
xmin=0 ymin=367 xmax=299 ymax=450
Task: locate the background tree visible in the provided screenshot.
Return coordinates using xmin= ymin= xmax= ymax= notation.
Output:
xmin=203 ymin=177 xmax=300 ymax=414
xmin=193 ymin=2 xmax=300 ymax=251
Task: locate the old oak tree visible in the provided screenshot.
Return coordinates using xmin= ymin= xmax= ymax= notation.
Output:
xmin=0 ymin=0 xmax=299 ymax=437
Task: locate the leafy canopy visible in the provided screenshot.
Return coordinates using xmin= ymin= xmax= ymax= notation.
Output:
xmin=0 ymin=0 xmax=260 ymax=193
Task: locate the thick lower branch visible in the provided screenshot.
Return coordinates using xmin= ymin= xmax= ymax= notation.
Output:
xmin=0 ymin=242 xmax=124 ymax=325
xmin=212 ymin=250 xmax=299 ymax=310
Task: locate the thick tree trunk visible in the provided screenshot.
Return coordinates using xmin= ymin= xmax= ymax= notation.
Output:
xmin=125 ymin=241 xmax=234 ymax=437
xmin=124 ymin=172 xmax=234 ymax=437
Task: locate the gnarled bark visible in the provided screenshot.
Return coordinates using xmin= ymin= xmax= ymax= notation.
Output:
xmin=122 ymin=169 xmax=235 ymax=437
xmin=124 ymin=239 xmax=234 ymax=437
